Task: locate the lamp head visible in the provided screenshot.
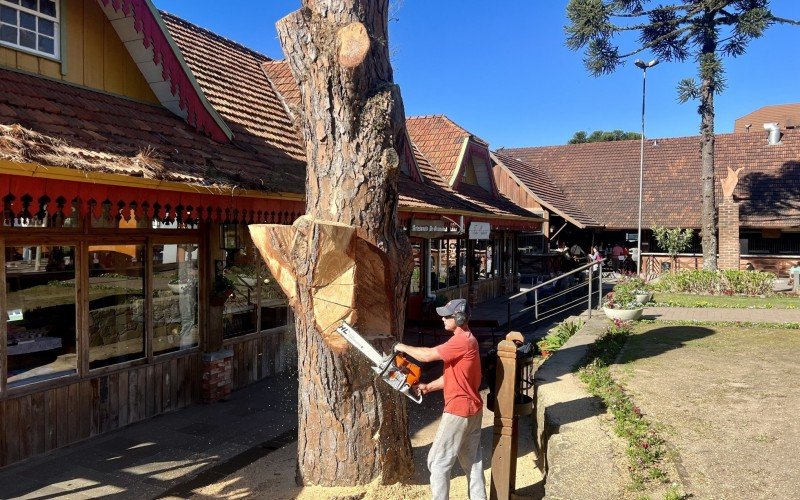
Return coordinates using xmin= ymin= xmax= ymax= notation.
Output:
xmin=635 ymin=58 xmax=659 ymax=69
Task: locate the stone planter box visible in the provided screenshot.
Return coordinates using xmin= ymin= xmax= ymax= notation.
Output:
xmin=602 ymin=306 xmax=643 ymax=321
xmin=634 ymin=292 xmax=653 ymax=304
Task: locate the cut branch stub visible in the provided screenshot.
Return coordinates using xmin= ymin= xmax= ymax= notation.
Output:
xmin=249 ymin=216 xmax=394 ymax=350
xmin=337 ymin=22 xmax=370 ymax=69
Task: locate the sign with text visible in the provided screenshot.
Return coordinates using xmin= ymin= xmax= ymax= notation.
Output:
xmin=410 ymin=218 xmax=451 ymax=238
xmin=469 ymin=222 xmax=491 ymax=240
xmin=7 ymin=309 xmax=23 ymax=322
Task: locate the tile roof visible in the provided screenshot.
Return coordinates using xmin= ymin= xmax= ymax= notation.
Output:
xmin=0 ymin=68 xmax=302 ymax=193
xmin=492 ymin=151 xmax=599 ymax=228
xmin=734 ymin=103 xmax=800 ymax=133
xmin=161 ymin=13 xmax=306 ymax=167
xmin=500 ymin=130 xmax=800 ymax=229
xmin=406 ymin=115 xmax=474 ymax=184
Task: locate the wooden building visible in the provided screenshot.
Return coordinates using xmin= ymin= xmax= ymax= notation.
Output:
xmin=0 ymin=0 xmax=304 ymax=467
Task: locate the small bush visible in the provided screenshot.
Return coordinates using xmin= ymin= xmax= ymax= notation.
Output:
xmin=537 ymin=318 xmax=584 ymax=352
xmin=658 ymin=269 xmax=774 ymax=296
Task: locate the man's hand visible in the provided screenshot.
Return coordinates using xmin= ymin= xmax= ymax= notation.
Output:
xmin=415 ymin=383 xmax=430 ymax=395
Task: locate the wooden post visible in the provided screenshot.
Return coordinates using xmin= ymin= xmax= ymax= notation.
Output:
xmin=490 ymin=332 xmax=520 ymax=500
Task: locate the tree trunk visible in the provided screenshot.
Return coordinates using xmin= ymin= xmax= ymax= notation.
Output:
xmin=273 ymin=0 xmax=414 ymax=486
xmin=699 ymin=84 xmax=717 ymax=270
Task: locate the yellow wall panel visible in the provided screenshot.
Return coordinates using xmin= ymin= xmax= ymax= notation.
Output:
xmin=103 ymin=23 xmax=126 ymax=95
xmin=16 ymin=52 xmax=39 ymax=74
xmin=63 ymin=0 xmax=84 ymax=85
xmin=0 ymin=47 xmax=17 ymax=69
xmin=39 ymin=58 xmax=61 ymax=79
xmin=82 ymin=0 xmax=105 ymax=89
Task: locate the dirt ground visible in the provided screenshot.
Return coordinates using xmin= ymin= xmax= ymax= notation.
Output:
xmin=612 ymin=323 xmax=800 ymax=499
xmin=186 ymin=389 xmax=543 ymax=499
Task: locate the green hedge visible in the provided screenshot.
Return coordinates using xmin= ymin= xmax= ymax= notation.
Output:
xmin=656 ymin=269 xmax=775 ymax=296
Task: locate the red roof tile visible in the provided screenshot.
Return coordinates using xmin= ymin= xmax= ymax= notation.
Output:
xmin=406 ymin=115 xmax=474 ymax=184
xmin=734 ymin=103 xmax=800 ymax=133
xmin=500 ymin=131 xmax=800 ymax=229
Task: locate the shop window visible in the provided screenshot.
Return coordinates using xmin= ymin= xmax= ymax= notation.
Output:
xmin=474 ymin=239 xmax=499 ymax=281
xmin=152 ymin=243 xmax=200 ymax=356
xmin=5 ymin=244 xmax=76 ymax=387
xmin=0 ymin=0 xmax=59 ymax=59
xmin=409 ymin=242 xmax=421 ymax=295
xmin=258 ymin=255 xmax=289 ymax=331
xmin=431 ymin=238 xmax=463 ymax=291
xmin=88 ymin=245 xmax=146 ymax=369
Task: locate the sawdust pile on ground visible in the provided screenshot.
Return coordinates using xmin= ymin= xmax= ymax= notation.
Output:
xmin=187 ymin=391 xmax=542 ymax=499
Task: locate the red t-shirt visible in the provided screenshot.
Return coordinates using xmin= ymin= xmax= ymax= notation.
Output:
xmin=435 ymin=327 xmax=483 ymax=417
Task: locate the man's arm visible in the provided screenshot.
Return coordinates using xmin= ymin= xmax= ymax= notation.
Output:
xmin=416 ymin=376 xmax=444 ymax=395
xmin=395 ymin=343 xmax=442 ymax=363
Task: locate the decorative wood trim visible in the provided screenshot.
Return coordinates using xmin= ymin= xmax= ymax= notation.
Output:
xmin=145 ymin=238 xmax=154 ymax=363
xmin=59 ymin=0 xmax=68 ymax=76
xmin=0 ymin=239 xmax=7 ymax=394
xmin=448 ymin=137 xmax=470 ymax=187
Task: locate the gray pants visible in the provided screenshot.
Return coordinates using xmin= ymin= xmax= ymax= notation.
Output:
xmin=428 ymin=410 xmax=486 ymax=500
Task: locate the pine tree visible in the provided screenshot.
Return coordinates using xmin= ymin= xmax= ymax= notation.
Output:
xmin=565 ymin=0 xmax=799 ymax=270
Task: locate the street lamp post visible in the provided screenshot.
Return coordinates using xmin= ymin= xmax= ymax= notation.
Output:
xmin=634 ymin=58 xmax=658 ymax=277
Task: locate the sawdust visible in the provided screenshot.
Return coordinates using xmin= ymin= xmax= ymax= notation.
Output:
xmin=185 ymin=390 xmax=543 ymax=499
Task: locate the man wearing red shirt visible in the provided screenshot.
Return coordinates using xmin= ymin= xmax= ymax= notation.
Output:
xmin=395 ymin=299 xmax=485 ymax=500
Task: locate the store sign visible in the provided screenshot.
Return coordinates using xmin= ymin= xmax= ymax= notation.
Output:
xmin=469 ymin=222 xmax=491 ymax=240
xmin=7 ymin=309 xmax=23 ymax=322
xmin=410 ymin=218 xmax=451 ymax=238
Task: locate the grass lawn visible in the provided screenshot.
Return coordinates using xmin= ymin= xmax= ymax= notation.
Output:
xmin=611 ymin=322 xmax=800 ymax=500
xmin=652 ymin=291 xmax=798 ymax=309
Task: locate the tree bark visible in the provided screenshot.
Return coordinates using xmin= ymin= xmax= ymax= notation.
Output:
xmin=699 ymin=83 xmax=717 ymax=270
xmin=272 ymin=0 xmax=414 ymax=486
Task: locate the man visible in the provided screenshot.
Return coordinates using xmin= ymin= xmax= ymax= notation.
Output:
xmin=395 ymin=298 xmax=485 ymax=500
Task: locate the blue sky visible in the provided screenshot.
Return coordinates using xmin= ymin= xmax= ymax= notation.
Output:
xmin=157 ymin=1 xmax=800 ymax=148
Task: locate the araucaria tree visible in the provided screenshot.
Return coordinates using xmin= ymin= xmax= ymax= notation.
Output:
xmin=565 ymin=0 xmax=799 ymax=270
xmin=250 ymin=0 xmax=414 ymax=488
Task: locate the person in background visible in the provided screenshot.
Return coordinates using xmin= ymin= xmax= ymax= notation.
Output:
xmin=611 ymin=242 xmax=624 ymax=273
xmin=589 ymin=246 xmax=602 ymax=262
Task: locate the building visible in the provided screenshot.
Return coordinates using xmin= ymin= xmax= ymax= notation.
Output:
xmin=0 ymin=0 xmax=304 ymax=467
xmin=496 ymin=127 xmax=800 ymax=276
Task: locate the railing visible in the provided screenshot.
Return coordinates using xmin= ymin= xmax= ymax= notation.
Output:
xmin=506 ymin=259 xmax=606 ymax=330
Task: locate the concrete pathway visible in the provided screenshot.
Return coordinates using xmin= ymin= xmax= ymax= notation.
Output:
xmin=0 ymin=377 xmax=298 ymax=499
xmin=644 ymin=306 xmax=800 ymax=323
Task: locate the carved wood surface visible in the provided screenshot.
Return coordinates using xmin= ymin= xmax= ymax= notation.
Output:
xmin=248 ymin=0 xmax=414 ymax=486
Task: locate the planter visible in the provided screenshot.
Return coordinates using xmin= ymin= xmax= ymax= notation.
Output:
xmin=514 ymin=394 xmax=533 ymax=416
xmin=169 ymin=282 xmax=189 ymax=294
xmin=239 ymin=276 xmax=257 ymax=287
xmin=602 ymin=306 xmax=643 ymax=321
xmin=634 ymin=292 xmax=653 ymax=304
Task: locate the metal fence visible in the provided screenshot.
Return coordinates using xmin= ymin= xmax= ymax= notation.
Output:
xmin=506 ymin=259 xmax=605 ymax=330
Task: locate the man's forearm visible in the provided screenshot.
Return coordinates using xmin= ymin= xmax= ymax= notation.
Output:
xmin=425 ymin=376 xmax=444 ymax=392
xmin=396 ymin=344 xmax=440 ymax=363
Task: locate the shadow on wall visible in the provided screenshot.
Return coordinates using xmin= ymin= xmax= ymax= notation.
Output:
xmin=739 ymin=161 xmax=800 ymax=224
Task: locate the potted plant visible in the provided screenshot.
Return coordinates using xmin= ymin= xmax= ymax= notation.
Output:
xmin=210 ymin=275 xmax=235 ymax=306
xmin=227 ymin=265 xmax=258 ymax=287
xmin=602 ymin=283 xmax=644 ymax=321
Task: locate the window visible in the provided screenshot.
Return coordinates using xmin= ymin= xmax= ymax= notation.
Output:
xmin=88 ymin=244 xmax=146 ymax=369
xmin=152 ymin=243 xmax=200 ymax=356
xmin=473 ymin=239 xmax=499 ymax=281
xmin=409 ymin=242 xmax=421 ymax=295
xmin=0 ymin=0 xmax=59 ymax=58
xmin=5 ymin=244 xmax=76 ymax=387
xmin=431 ymin=239 xmax=464 ymax=291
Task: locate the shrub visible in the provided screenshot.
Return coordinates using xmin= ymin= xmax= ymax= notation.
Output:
xmin=605 ymin=277 xmax=646 ymax=309
xmin=537 ymin=318 xmax=584 ymax=353
xmin=658 ymin=269 xmax=775 ymax=296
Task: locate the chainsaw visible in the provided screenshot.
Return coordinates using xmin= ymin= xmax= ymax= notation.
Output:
xmin=335 ymin=321 xmax=423 ymax=404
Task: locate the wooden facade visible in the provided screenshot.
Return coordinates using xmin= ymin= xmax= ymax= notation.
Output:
xmin=0 ymin=351 xmax=200 ymax=467
xmin=0 ymin=0 xmax=157 ymax=103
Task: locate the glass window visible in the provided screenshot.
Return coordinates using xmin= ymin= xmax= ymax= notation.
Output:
xmin=88 ymin=245 xmax=145 ymax=369
xmin=152 ymin=243 xmax=199 ymax=356
xmin=0 ymin=0 xmax=59 ymax=58
xmin=409 ymin=242 xmax=421 ymax=295
xmin=474 ymin=239 xmax=499 ymax=281
xmin=257 ymin=257 xmax=288 ymax=331
xmin=5 ymin=244 xmax=77 ymax=387
xmin=222 ymin=247 xmax=259 ymax=339
xmin=431 ymin=239 xmax=463 ymax=291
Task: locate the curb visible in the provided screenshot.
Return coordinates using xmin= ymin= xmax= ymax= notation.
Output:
xmin=533 ymin=314 xmax=626 ymax=499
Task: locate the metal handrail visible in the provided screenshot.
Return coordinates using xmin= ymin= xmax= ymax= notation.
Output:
xmin=506 ymin=258 xmax=606 ymax=329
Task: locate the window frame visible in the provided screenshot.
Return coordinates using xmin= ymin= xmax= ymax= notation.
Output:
xmin=0 ymin=228 xmax=203 ymax=397
xmin=0 ymin=0 xmax=61 ymax=61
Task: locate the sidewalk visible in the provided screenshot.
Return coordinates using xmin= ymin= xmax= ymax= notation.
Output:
xmin=644 ymin=306 xmax=800 ymax=323
xmin=0 ymin=376 xmax=298 ymax=499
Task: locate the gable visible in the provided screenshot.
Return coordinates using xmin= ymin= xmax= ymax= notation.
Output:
xmin=0 ymin=0 xmax=156 ymax=103
xmin=455 ymin=142 xmax=495 ymax=194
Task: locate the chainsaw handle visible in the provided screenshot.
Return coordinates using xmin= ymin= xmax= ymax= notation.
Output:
xmin=403 ymin=385 xmax=423 ymax=404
